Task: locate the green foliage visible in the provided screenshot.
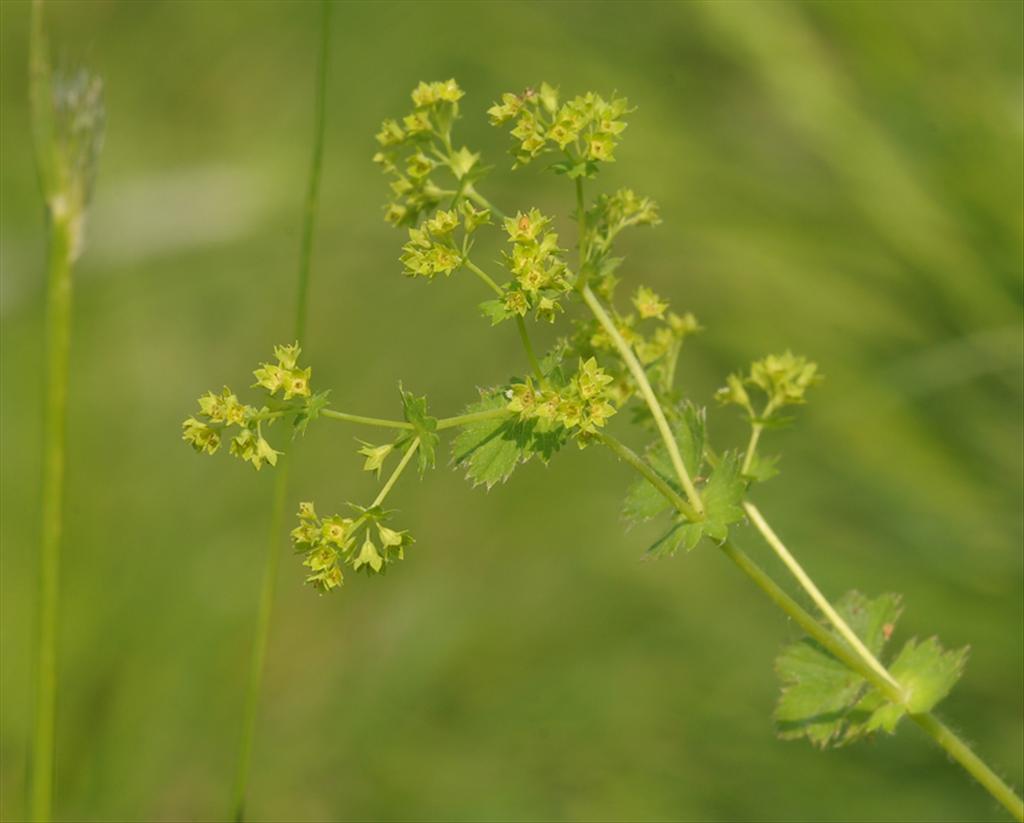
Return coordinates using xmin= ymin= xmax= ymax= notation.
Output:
xmin=450 ymin=392 xmax=546 ymax=489
xmin=399 ymin=385 xmax=439 ymax=475
xmin=699 ymin=452 xmax=746 ymax=542
xmin=173 ymin=80 xmax=1012 ymax=822
xmin=621 ymin=404 xmax=739 ymax=553
xmin=717 ymin=350 xmax=822 ymax=421
xmin=488 ymin=83 xmax=630 ymax=168
xmin=775 ymin=591 xmax=967 ymax=746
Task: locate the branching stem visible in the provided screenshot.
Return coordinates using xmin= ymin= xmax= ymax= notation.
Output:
xmin=372 ymin=438 xmax=420 ymax=508
xmin=743 ymin=501 xmax=902 ymax=692
xmin=463 ymin=259 xmax=503 ymax=297
xmin=581 ymin=285 xmax=704 ymax=515
xmin=598 ymin=437 xmax=1024 ymax=821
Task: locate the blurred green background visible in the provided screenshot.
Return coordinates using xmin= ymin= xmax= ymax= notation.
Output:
xmin=2 ymin=1 xmax=1022 ymax=820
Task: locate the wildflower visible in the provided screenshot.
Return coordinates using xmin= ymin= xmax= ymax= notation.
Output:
xmin=353 ymin=535 xmax=383 ymax=573
xmin=357 ymin=441 xmax=394 ymax=477
xmin=633 ymin=286 xmax=668 ymax=320
xmin=182 ymin=417 xmax=220 ymax=455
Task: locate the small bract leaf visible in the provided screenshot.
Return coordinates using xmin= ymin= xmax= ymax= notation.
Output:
xmin=700 ymin=451 xmax=745 ymax=542
xmin=399 ymin=384 xmax=439 ymax=474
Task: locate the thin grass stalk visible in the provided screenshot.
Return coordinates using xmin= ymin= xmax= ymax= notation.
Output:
xmin=231 ymin=3 xmax=331 ymax=819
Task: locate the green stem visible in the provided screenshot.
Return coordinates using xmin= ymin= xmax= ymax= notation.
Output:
xmin=740 ymin=423 xmax=763 ymax=476
xmin=740 ymin=399 xmax=774 ymax=476
xmin=322 ymin=405 xmax=509 ymax=433
xmin=231 ymin=459 xmax=289 ymax=822
xmin=515 ymin=317 xmax=544 ymax=382
xmin=32 ymin=211 xmax=73 ymax=823
xmin=909 ymin=714 xmax=1024 ymax=822
xmin=436 ymin=407 xmax=510 ymax=431
xmin=321 ymin=409 xmax=413 ymax=430
xmin=291 ymin=1 xmax=330 ymax=346
xmin=581 ymin=284 xmax=704 ymax=515
xmin=574 ymin=176 xmax=588 ymax=289
xmin=599 ymin=437 xmax=1023 ymax=820
xmin=743 ymin=501 xmax=902 ymax=692
xmin=464 ymin=259 xmax=544 ymax=382
xmin=596 ymin=432 xmax=698 ymax=522
xmin=465 ymin=185 xmax=507 ymax=220
xmin=372 ymin=438 xmax=419 ymax=507
xmin=232 ymin=4 xmax=331 ymax=820
xmin=463 ymin=259 xmax=503 ymax=297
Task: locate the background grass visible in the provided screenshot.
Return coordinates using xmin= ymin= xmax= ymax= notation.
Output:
xmin=1 ymin=1 xmax=1021 ymax=820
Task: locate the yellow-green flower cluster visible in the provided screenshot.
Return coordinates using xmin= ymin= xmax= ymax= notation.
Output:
xmin=505 ymin=357 xmax=617 ymax=445
xmin=569 ymin=292 xmax=700 ymax=405
xmin=587 ymin=290 xmax=700 ymax=366
xmin=488 ymin=83 xmax=630 ymax=166
xmin=182 ymin=343 xmax=318 ymax=471
xmin=586 ymin=189 xmax=661 ymax=294
xmin=252 ymin=342 xmax=312 ymax=400
xmin=374 ymin=79 xmax=479 ymax=226
xmin=716 ymin=351 xmax=822 ymax=417
xmin=399 ymin=203 xmax=491 ymax=280
xmin=182 ymin=387 xmax=280 ymax=470
xmin=485 ymin=209 xmax=573 ymax=324
xmin=291 ymin=502 xmax=413 ymax=593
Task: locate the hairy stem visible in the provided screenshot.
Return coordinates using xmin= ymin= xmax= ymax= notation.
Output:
xmin=581 ymin=285 xmax=704 ymax=515
xmin=232 ymin=4 xmax=331 ymax=820
xmin=909 ymin=714 xmax=1023 ymax=822
xmin=600 ymin=438 xmax=1023 ymax=819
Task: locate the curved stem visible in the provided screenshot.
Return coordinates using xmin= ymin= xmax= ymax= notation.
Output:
xmin=463 ymin=259 xmax=503 ymax=297
xmin=743 ymin=501 xmax=902 ymax=693
xmin=233 ymin=4 xmax=331 ymax=820
xmin=582 ymin=284 xmax=704 ymax=515
xmin=465 ymin=185 xmax=507 ymax=220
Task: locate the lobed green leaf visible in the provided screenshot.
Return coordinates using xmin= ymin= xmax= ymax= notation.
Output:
xmin=399 ymin=384 xmax=440 ymax=474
